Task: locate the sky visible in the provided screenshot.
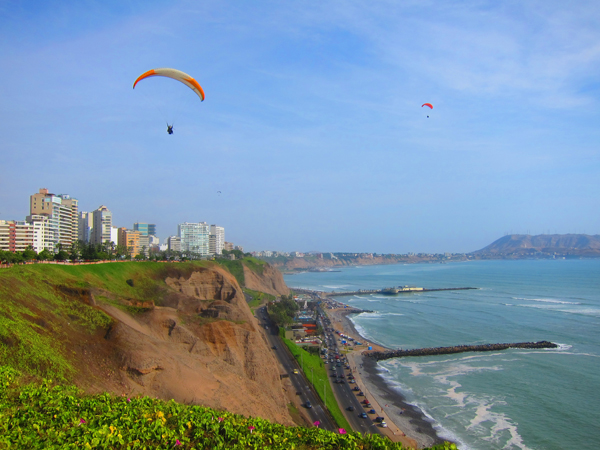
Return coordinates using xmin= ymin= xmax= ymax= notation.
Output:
xmin=1 ymin=0 xmax=599 ymax=254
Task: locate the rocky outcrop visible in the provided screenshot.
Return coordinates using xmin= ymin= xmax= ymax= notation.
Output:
xmin=242 ymin=264 xmax=290 ymax=297
xmin=97 ymin=265 xmax=293 ymax=425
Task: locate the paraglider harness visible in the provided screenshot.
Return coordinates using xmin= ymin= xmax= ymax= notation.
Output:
xmin=167 ymin=124 xmax=174 ymax=135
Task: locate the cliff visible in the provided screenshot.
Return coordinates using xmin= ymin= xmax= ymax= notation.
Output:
xmin=0 ymin=261 xmax=294 ymax=426
xmin=242 ymin=263 xmax=290 ymax=297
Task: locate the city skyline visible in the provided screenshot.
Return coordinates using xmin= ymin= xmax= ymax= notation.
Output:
xmin=1 ymin=1 xmax=598 ymax=253
xmin=0 ymin=187 xmax=230 ymax=257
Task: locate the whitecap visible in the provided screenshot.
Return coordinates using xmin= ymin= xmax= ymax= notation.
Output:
xmin=528 ymin=298 xmax=582 ymax=305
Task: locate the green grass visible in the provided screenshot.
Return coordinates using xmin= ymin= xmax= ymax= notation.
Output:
xmin=0 ymin=265 xmax=116 ymax=382
xmin=244 ymin=289 xmax=276 ymax=312
xmin=282 ymin=338 xmax=352 ymax=431
xmin=217 ymin=260 xmax=246 ymax=286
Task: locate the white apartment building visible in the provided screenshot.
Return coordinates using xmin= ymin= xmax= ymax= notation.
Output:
xmin=27 ymin=214 xmax=55 ymax=253
xmin=209 ymin=225 xmax=225 ymax=255
xmin=178 ymin=222 xmax=209 ymax=256
xmin=29 ymin=188 xmax=78 ymax=250
xmin=91 ymin=206 xmax=112 ymax=245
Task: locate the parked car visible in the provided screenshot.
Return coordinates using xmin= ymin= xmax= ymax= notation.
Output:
xmin=380 ymin=421 xmax=388 ymax=428
xmin=368 ymin=409 xmax=376 ymax=414
xmin=375 ymin=416 xmax=385 ymax=423
xmin=353 ymin=386 xmax=360 ymax=391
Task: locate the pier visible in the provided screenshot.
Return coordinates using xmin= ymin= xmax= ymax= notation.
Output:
xmin=368 ymin=341 xmax=558 ymax=361
xmin=325 ymin=286 xmax=477 ymax=297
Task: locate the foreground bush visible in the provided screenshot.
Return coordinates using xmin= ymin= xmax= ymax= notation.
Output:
xmin=0 ymin=366 xmax=457 ymax=449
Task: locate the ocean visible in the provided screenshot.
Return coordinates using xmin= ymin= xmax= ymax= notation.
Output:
xmin=284 ymin=259 xmax=600 ymax=450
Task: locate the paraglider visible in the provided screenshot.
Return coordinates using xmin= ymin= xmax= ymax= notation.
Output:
xmin=133 ymin=68 xmax=205 ymax=133
xmin=421 ymin=103 xmax=433 ymax=119
xmin=422 ymin=103 xmax=433 ymax=118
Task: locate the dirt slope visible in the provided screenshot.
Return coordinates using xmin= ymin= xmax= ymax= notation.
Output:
xmin=242 ymin=264 xmax=290 ymax=297
xmin=45 ymin=264 xmax=293 ymax=426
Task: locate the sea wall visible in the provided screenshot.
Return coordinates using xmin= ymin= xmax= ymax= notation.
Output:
xmin=368 ymin=341 xmax=558 ymax=361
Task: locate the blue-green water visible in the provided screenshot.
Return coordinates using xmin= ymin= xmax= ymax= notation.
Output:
xmin=284 ymin=260 xmax=600 ymax=450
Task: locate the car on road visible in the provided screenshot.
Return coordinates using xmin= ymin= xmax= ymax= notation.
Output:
xmin=347 ymin=406 xmax=355 ymax=412
xmin=271 ymin=346 xmax=277 ymax=350
xmin=293 ymin=369 xmax=299 ymax=374
xmin=305 ymin=401 xmax=312 ymax=409
xmin=359 ymin=412 xmax=368 ymax=419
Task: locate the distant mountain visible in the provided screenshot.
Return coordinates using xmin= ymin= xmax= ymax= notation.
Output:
xmin=473 ymin=234 xmax=600 ymax=256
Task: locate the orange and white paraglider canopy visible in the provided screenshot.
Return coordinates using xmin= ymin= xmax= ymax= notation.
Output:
xmin=133 ymin=68 xmax=205 ymax=101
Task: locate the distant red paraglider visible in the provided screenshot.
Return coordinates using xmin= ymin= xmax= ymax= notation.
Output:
xmin=422 ymin=103 xmax=433 ymax=109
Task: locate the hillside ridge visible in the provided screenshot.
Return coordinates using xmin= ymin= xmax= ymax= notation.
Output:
xmin=0 ymin=260 xmax=293 ymax=425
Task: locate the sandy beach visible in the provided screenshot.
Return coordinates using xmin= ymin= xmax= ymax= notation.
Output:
xmin=326 ymin=307 xmax=445 ymax=449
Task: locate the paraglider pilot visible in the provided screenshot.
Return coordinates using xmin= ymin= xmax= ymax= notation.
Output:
xmin=167 ymin=124 xmax=174 ymax=135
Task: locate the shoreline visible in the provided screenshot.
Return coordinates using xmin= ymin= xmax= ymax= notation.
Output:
xmin=327 ymin=307 xmax=446 ymax=449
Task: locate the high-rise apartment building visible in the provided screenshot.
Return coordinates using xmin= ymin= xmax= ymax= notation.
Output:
xmin=29 ymin=188 xmax=78 ymax=249
xmin=91 ymin=206 xmax=112 ymax=245
xmin=133 ymin=223 xmax=157 ymax=237
xmin=118 ymin=228 xmax=140 ymax=258
xmin=78 ymin=211 xmax=94 ymax=243
xmin=27 ymin=214 xmax=54 ymax=253
xmin=0 ymin=220 xmax=34 ymax=252
xmin=167 ymin=236 xmax=181 ymax=252
xmin=209 ymin=225 xmax=225 ymax=255
xmin=178 ymin=222 xmax=209 ymax=256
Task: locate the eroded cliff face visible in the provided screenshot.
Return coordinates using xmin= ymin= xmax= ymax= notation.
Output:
xmin=243 ymin=264 xmax=290 ymax=297
xmin=92 ymin=265 xmax=293 ymax=425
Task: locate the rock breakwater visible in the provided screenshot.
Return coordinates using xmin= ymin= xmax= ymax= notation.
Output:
xmin=368 ymin=341 xmax=558 ymax=361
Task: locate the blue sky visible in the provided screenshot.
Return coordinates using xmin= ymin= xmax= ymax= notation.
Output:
xmin=1 ymin=0 xmax=599 ymax=253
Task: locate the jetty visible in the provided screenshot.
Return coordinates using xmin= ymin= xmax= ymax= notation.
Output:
xmin=325 ymin=286 xmax=477 ymax=297
xmin=367 ymin=341 xmax=558 ymax=361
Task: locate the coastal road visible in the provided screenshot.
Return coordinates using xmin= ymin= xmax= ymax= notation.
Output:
xmin=256 ymin=306 xmax=336 ymax=432
xmin=325 ymin=332 xmax=383 ymax=436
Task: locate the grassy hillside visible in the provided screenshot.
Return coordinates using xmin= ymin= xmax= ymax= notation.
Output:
xmin=0 ymin=260 xmax=266 ymax=383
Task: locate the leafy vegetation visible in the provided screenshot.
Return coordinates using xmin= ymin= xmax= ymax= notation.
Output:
xmin=267 ymin=296 xmax=299 ymax=327
xmin=0 ymin=366 xmax=412 ymax=450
